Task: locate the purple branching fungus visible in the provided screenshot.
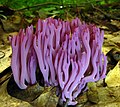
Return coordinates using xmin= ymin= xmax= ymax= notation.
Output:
xmin=9 ymin=17 xmax=107 ymax=105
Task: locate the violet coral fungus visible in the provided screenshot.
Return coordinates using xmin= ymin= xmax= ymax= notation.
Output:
xmin=9 ymin=25 xmax=37 ymax=89
xmin=10 ymin=17 xmax=107 ymax=105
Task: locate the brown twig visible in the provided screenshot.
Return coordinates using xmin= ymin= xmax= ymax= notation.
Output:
xmin=86 ymin=0 xmax=120 ymax=21
xmin=92 ymin=5 xmax=120 ymax=20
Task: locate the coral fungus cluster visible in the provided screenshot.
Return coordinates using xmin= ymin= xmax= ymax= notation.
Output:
xmin=9 ymin=17 xmax=107 ymax=105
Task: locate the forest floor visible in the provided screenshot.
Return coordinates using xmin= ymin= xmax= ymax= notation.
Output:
xmin=0 ymin=4 xmax=120 ymax=107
